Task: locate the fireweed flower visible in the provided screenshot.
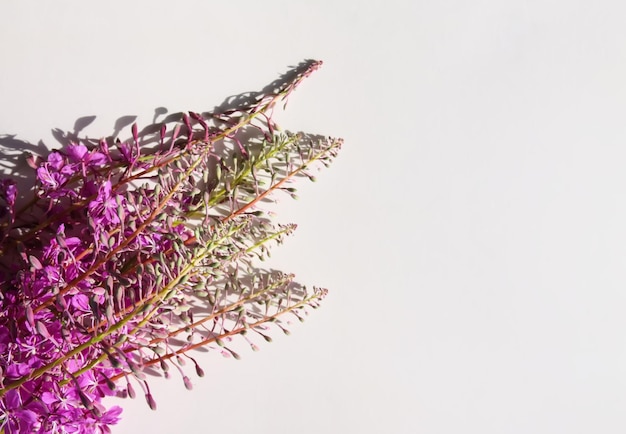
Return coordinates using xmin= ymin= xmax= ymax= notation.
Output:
xmin=66 ymin=143 xmax=107 ymax=167
xmin=0 ymin=390 xmax=41 ymax=433
xmin=0 ymin=60 xmax=340 ymax=433
xmin=36 ymin=163 xmax=65 ymax=192
xmin=88 ymin=180 xmax=121 ymax=227
xmin=36 ymin=152 xmax=75 ymax=193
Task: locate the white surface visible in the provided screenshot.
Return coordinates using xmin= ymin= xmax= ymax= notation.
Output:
xmin=3 ymin=1 xmax=626 ymax=433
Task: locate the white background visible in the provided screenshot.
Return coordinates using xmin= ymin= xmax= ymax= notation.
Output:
xmin=2 ymin=1 xmax=626 ymax=433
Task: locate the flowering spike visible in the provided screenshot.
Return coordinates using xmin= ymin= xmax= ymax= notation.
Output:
xmin=0 ymin=59 xmax=340 ymax=433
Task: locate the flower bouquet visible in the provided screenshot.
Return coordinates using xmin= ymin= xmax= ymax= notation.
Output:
xmin=0 ymin=60 xmax=341 ymax=433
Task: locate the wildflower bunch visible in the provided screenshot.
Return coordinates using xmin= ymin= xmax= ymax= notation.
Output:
xmin=0 ymin=60 xmax=341 ymax=433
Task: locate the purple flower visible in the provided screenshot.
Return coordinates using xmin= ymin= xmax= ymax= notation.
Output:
xmin=66 ymin=144 xmax=108 ymax=175
xmin=16 ymin=266 xmax=65 ymax=299
xmin=40 ymin=390 xmax=79 ymax=413
xmin=47 ymin=152 xmax=65 ymax=171
xmin=0 ymin=390 xmax=40 ymax=433
xmin=118 ymin=142 xmax=135 ymax=165
xmin=5 ymin=363 xmax=31 ymax=380
xmin=43 ymin=224 xmax=83 ymax=262
xmin=16 ymin=334 xmax=54 ymax=369
xmin=70 ymin=293 xmax=91 ymax=312
xmin=36 ymin=165 xmax=66 ymax=191
xmin=87 ymin=181 xmax=120 ymax=227
xmin=36 ymin=152 xmax=76 ymax=195
xmin=98 ymin=405 xmax=123 ymax=426
xmin=81 ymin=180 xmax=99 ymax=199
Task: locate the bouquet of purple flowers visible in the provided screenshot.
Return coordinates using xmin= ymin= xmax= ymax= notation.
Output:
xmin=0 ymin=60 xmax=341 ymax=433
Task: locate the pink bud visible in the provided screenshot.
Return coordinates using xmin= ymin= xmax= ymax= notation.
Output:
xmin=132 ymin=123 xmax=139 ymax=144
xmin=25 ymin=153 xmax=42 ymax=169
xmin=183 ymin=376 xmax=193 ymax=391
xmin=146 ymin=393 xmax=157 ymax=410
xmin=127 ymin=382 xmax=136 ymax=399
xmin=195 ymin=364 xmax=205 ymax=378
xmin=25 ymin=305 xmax=35 ymax=327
